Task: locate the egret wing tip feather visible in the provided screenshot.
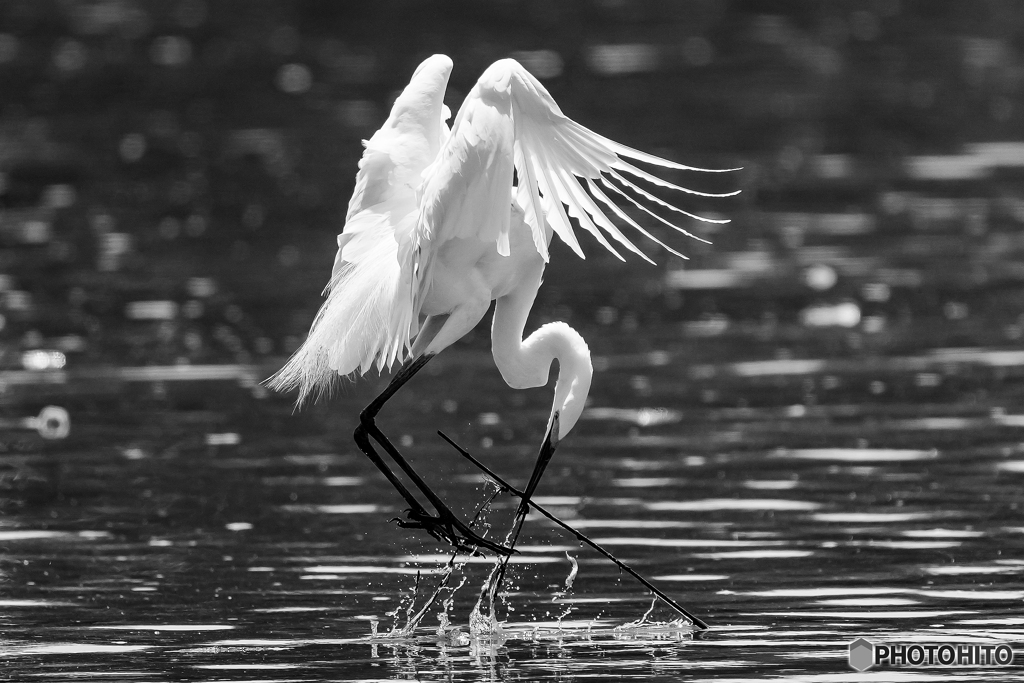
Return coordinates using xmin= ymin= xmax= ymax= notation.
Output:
xmin=504 ymin=61 xmax=736 ymax=262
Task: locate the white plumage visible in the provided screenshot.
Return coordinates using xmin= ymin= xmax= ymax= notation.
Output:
xmin=269 ymin=55 xmax=454 ymax=395
xmin=269 ymin=54 xmax=735 ymax=416
xmin=267 ymin=53 xmax=735 ymax=565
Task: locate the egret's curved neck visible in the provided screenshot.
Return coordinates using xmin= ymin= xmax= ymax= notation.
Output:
xmin=491 ymin=289 xmax=593 ymax=441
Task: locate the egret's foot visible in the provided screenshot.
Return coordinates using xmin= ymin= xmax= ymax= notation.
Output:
xmin=393 ymin=507 xmax=513 ymax=556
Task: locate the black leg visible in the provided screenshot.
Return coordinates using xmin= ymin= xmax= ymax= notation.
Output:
xmin=479 ymin=418 xmax=560 ymax=608
xmin=438 ymin=430 xmax=709 ymax=630
xmin=514 ymin=412 xmax=560 ymax=522
xmin=353 ymin=355 xmax=512 ymax=556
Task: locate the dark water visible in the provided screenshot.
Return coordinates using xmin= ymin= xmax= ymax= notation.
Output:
xmin=4 ymin=259 xmax=1024 ymax=680
xmin=6 ymin=155 xmax=1024 ymax=678
xmin=3 ymin=3 xmax=1024 ymax=679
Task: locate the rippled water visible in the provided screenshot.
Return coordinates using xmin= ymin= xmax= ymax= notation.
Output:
xmin=3 ymin=319 xmax=1024 ymax=680
xmin=3 ymin=1 xmax=1024 ymax=678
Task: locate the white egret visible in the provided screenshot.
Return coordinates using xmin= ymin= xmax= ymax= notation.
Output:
xmin=268 ymin=54 xmax=736 ymax=555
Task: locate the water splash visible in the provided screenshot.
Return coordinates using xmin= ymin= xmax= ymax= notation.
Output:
xmin=383 ymin=557 xmax=468 ymax=639
xmin=468 ymin=599 xmax=506 ymax=646
xmin=610 ymin=597 xmax=694 ymax=641
xmin=377 ymin=479 xmax=509 ymax=642
xmin=553 ymin=553 xmax=580 ymax=628
xmin=621 ymin=596 xmax=659 ymax=629
xmin=562 ymin=552 xmax=579 ymax=592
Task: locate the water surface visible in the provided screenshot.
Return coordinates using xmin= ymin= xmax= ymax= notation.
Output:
xmin=3 ymin=325 xmax=1023 ymax=680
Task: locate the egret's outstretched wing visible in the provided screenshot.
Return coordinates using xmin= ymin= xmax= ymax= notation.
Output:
xmin=268 ymin=55 xmax=454 ymax=400
xmin=406 ymin=66 xmax=522 ymax=322
xmin=491 ymin=58 xmax=738 ymax=263
xmin=344 ymin=56 xmax=454 ymax=224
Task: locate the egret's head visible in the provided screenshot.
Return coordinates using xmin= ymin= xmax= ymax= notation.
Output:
xmin=537 ymin=322 xmax=593 ymax=445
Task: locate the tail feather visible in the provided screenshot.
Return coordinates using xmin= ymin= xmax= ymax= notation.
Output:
xmin=266 ymin=210 xmax=416 ymax=404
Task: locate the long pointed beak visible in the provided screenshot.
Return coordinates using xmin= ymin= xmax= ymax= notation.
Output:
xmin=516 ymin=412 xmax=560 ymax=519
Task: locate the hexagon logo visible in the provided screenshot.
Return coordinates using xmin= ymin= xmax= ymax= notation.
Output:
xmin=849 ymin=638 xmax=874 ymax=671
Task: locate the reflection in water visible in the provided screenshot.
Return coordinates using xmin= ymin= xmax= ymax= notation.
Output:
xmin=6 ymin=644 xmax=155 ymax=656
xmin=4 ymin=8 xmax=1024 ymax=680
xmin=812 ymin=512 xmax=944 ymax=523
xmin=646 ymin=498 xmax=821 ymax=511
xmin=776 ymin=448 xmax=939 ymax=462
xmin=695 ymin=549 xmax=814 ymax=560
xmin=7 ymin=351 xmax=1023 ymax=680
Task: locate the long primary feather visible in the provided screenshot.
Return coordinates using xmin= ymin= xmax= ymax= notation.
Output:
xmin=270 ymin=55 xmax=737 ymax=400
xmin=476 ymin=58 xmax=736 ymax=262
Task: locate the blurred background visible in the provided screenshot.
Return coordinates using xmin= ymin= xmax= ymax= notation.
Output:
xmin=4 ymin=2 xmax=1024 ymax=675
xmin=2 ymin=0 xmax=1024 ymax=475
